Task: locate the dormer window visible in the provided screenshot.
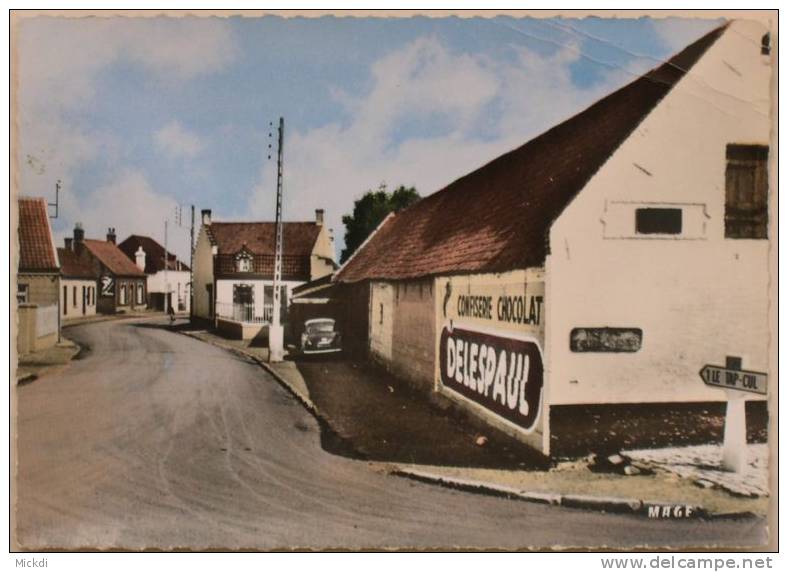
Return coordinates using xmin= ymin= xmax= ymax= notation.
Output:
xmin=235 ymin=252 xmax=253 ymax=273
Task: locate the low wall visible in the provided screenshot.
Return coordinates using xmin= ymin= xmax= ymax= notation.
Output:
xmin=17 ymin=303 xmax=59 ymax=355
xmin=216 ymin=317 xmax=268 ymax=341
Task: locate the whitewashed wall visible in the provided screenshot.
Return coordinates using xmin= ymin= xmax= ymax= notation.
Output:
xmin=147 ymin=269 xmax=191 ymax=312
xmin=192 ymin=225 xmax=214 ymax=319
xmin=215 ymin=279 xmax=303 ymax=317
xmin=60 ymin=278 xmax=97 ymax=320
xmin=546 ymin=21 xmax=772 ymax=406
xmin=369 ymin=282 xmax=395 ymax=362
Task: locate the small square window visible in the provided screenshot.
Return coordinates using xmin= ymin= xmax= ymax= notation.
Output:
xmin=17 ymin=283 xmax=29 ymax=304
xmin=635 ymin=208 xmax=682 ymax=235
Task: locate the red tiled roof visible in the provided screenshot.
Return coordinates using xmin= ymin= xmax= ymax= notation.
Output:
xmin=336 ymin=25 xmax=726 ymax=283
xmin=18 ymin=197 xmax=59 ymax=273
xmin=206 ymin=222 xmax=322 ymax=256
xmin=214 ymin=253 xmax=311 ymax=281
xmin=83 ymin=239 xmax=146 ymax=277
xmin=57 ymin=247 xmax=96 ymax=279
xmin=118 ymin=235 xmax=190 ymax=274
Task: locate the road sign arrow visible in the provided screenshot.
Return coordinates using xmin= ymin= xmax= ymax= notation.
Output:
xmin=699 ymin=364 xmax=767 ymax=395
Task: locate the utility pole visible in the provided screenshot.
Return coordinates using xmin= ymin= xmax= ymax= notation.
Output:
xmin=164 ymin=219 xmax=169 ymax=315
xmin=269 ymin=116 xmax=285 ymax=362
xmin=52 ymin=179 xmax=61 ymax=341
xmin=190 ymin=205 xmax=195 ymax=322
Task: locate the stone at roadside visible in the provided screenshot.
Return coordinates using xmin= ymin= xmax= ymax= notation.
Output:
xmin=607 ymin=453 xmax=625 ymax=466
xmin=623 ymin=465 xmax=641 ymax=476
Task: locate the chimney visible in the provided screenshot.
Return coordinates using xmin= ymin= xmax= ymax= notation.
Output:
xmin=64 ymin=237 xmax=73 ymax=251
xmin=315 ymin=209 xmax=324 ymax=225
xmin=72 ymin=223 xmax=85 ymax=254
xmin=107 ymin=227 xmax=116 ymax=244
xmin=201 ymin=209 xmax=212 ymax=226
xmin=135 ymin=246 xmax=146 ymax=272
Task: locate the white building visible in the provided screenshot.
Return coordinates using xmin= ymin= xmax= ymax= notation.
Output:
xmin=192 ymin=208 xmax=336 ymax=339
xmin=57 ymin=244 xmax=97 ymax=320
xmin=335 ymin=21 xmax=773 ymax=456
xmin=118 ymin=235 xmax=191 ymax=313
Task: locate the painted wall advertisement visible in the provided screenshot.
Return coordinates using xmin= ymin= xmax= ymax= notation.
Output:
xmin=100 ymin=275 xmax=115 ymax=297
xmin=435 ymin=271 xmax=546 ymax=450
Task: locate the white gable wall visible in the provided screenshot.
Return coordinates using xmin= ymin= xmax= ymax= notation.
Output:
xmin=193 ymin=225 xmax=215 ymax=319
xmin=546 ymin=20 xmax=772 ymax=406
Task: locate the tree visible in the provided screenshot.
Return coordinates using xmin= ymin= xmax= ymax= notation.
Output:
xmin=340 ymin=183 xmax=420 ymax=263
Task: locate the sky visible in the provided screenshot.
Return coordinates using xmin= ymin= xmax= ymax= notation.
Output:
xmin=15 ymin=14 xmax=722 ymax=262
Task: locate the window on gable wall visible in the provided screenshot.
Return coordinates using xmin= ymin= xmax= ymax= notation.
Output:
xmin=725 ymin=144 xmax=769 ymax=239
xmin=761 ymin=33 xmax=771 ymax=56
xmin=635 ymin=208 xmax=683 ymax=235
xmin=17 ymin=283 xmax=29 ymax=304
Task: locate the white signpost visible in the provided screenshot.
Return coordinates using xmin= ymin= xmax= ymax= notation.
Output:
xmin=699 ymin=359 xmax=767 ymax=473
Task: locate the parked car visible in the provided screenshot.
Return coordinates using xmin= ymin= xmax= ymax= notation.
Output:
xmin=300 ymin=318 xmax=342 ymax=354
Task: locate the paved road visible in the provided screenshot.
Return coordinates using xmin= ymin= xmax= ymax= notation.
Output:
xmin=14 ymin=319 xmax=767 ymax=550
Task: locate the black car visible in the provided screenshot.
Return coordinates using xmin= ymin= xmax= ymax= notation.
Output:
xmin=300 ymin=318 xmax=342 ymax=354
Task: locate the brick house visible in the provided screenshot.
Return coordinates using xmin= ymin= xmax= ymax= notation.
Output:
xmin=63 ymin=225 xmax=147 ymax=314
xmin=335 ymin=22 xmax=772 ymax=456
xmin=16 ymin=197 xmax=61 ymax=353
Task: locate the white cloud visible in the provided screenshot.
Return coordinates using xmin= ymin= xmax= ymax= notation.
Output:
xmin=16 ymin=17 xmax=234 ymax=259
xmin=54 ymin=170 xmax=191 ymax=262
xmin=17 ymin=17 xmax=237 ymax=112
xmin=248 ymin=36 xmax=629 ymax=255
xmin=154 ymin=121 xmax=205 ymax=158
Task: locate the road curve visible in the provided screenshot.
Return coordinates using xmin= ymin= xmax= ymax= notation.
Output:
xmin=14 ymin=318 xmax=767 ymax=550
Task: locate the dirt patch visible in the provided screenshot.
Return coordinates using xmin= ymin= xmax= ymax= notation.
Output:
xmin=550 ymin=402 xmax=769 ymax=458
xmin=295 ymin=356 xmax=549 ymax=469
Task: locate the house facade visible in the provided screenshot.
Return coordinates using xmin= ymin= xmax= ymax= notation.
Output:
xmin=57 ymin=244 xmax=97 ymax=320
xmin=118 ymin=235 xmax=191 ymax=313
xmin=192 ymin=208 xmax=336 ymax=338
xmin=16 ymin=197 xmax=61 ymax=353
xmin=63 ymin=225 xmax=148 ymax=314
xmin=335 ymin=22 xmax=773 ymax=456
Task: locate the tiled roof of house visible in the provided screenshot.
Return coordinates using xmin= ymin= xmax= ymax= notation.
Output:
xmin=206 ymin=222 xmax=322 ymax=256
xmin=336 ymin=25 xmax=726 ymax=283
xmin=57 ymin=247 xmax=96 ymax=279
xmin=18 ymin=197 xmax=59 ymax=273
xmin=83 ymin=239 xmax=146 ymax=277
xmin=118 ymin=235 xmax=190 ymax=274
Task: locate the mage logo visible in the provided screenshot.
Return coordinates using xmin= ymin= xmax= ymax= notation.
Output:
xmin=439 ymin=325 xmax=544 ymax=432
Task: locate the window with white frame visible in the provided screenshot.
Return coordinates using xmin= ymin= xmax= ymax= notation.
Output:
xmin=236 ymin=253 xmax=253 ymax=273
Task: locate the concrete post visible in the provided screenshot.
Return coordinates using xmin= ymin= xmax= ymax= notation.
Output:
xmin=722 ymin=390 xmax=747 ymax=473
